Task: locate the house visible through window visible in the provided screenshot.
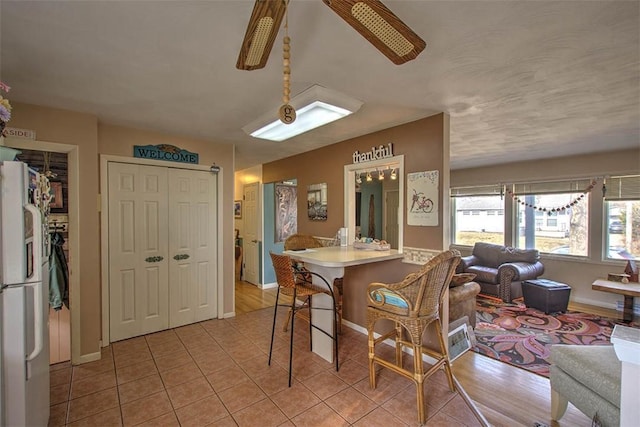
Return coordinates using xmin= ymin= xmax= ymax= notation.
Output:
xmin=513 ymin=180 xmax=591 ymax=256
xmin=451 ymin=185 xmax=504 ymax=246
xmin=604 ymin=175 xmax=639 ymax=261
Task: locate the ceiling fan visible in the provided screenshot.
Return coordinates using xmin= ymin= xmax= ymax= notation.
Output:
xmin=236 ymin=0 xmax=426 ymax=71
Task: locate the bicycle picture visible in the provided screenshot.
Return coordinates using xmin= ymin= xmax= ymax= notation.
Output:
xmin=410 ymin=189 xmax=434 ymax=213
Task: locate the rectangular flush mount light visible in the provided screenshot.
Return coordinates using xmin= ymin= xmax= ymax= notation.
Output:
xmin=242 ymin=85 xmax=363 ymax=141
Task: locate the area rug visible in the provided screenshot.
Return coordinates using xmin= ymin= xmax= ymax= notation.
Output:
xmin=473 ymin=295 xmax=638 ymax=377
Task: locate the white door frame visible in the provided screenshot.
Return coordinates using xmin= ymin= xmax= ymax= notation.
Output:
xmin=3 ymin=137 xmax=81 ymax=364
xmin=100 ymin=154 xmax=224 ymax=345
xmin=242 ymin=182 xmax=260 ymax=286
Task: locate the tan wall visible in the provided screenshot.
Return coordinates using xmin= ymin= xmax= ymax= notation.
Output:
xmin=262 ymin=113 xmax=450 ymax=338
xmin=451 ymin=147 xmax=640 ymax=309
xmin=8 ymin=102 xmax=235 ymax=361
xmin=451 ymin=148 xmax=640 ymax=186
xmin=9 ymin=102 xmax=100 ymax=357
xmin=263 ymin=113 xmax=450 ymax=249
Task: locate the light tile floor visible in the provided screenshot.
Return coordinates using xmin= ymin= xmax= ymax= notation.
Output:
xmin=49 ymin=308 xmax=481 ymax=426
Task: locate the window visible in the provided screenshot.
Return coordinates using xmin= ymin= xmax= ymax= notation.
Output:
xmin=513 ymin=180 xmax=591 ymax=256
xmin=604 ymin=175 xmax=640 ymax=261
xmin=451 ymin=185 xmax=504 ymax=246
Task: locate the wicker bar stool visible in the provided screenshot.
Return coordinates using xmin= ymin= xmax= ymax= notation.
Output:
xmin=366 ymin=250 xmax=461 ymax=424
xmin=283 ymin=234 xmax=344 ymax=333
xmin=268 ymin=252 xmax=340 ymax=386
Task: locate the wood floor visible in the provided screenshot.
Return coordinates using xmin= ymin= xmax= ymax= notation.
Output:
xmin=235 ymin=280 xmax=277 ymax=315
xmin=235 ymin=280 xmax=596 ymax=426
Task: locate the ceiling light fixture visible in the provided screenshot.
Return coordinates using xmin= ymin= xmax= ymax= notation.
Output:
xmin=355 ymin=173 xmax=362 ymax=184
xmin=390 ymin=168 xmax=397 ymax=180
xmin=242 ymin=85 xmax=363 ymax=142
xmin=378 ymin=169 xmax=384 ymax=180
xmin=366 ymin=171 xmax=372 ymax=182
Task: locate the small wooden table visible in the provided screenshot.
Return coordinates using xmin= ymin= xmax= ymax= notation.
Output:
xmin=592 ymin=279 xmax=640 ymax=323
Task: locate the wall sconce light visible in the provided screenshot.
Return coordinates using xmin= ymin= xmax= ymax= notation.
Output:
xmin=390 ymin=168 xmax=397 ymax=180
xmin=378 ymin=169 xmax=384 ymax=180
xmin=366 ymin=171 xmax=372 ymax=182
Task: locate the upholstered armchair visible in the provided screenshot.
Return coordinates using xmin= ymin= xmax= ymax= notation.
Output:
xmin=457 ymin=242 xmax=544 ymax=302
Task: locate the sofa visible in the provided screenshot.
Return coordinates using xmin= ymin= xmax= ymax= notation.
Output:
xmin=457 ymin=242 xmax=544 ymax=302
xmin=449 ymin=280 xmax=481 ymax=328
xmin=550 ymin=345 xmax=620 ymax=427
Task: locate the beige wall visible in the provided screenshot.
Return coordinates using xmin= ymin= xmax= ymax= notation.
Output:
xmin=451 ymin=148 xmax=640 ymax=309
xmin=263 ymin=113 xmax=450 ymax=250
xmin=8 ymin=102 xmax=235 ymax=362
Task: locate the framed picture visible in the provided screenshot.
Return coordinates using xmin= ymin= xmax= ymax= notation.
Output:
xmin=234 ymin=200 xmax=242 ymax=219
xmin=448 ymin=323 xmax=472 ymax=362
xmin=50 ymin=182 xmax=63 ymax=209
xmin=274 ymin=183 xmax=297 ymax=243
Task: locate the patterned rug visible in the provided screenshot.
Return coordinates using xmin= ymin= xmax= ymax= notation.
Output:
xmin=473 ymin=295 xmax=639 ymax=377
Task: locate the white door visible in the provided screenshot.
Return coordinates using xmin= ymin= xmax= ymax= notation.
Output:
xmin=108 ymin=163 xmax=169 ymax=341
xmin=243 ymin=182 xmax=260 ymax=285
xmin=384 ymin=189 xmax=399 ymax=248
xmin=168 ymin=168 xmax=217 ymax=328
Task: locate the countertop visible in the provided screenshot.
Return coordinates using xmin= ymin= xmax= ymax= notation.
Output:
xmin=284 ymin=245 xmax=403 ymax=268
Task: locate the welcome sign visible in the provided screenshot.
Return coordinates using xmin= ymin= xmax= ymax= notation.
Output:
xmin=133 ymin=144 xmax=198 ymax=164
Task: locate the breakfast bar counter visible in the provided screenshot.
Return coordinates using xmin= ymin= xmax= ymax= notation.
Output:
xmin=284 ymin=245 xmax=404 ymax=362
xmin=284 ymin=245 xmax=403 ymax=268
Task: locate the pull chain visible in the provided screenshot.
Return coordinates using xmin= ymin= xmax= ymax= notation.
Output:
xmin=278 ymin=0 xmax=296 ymax=125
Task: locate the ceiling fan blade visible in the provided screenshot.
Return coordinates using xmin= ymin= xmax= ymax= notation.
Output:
xmin=236 ymin=0 xmax=288 ymax=71
xmin=322 ymin=0 xmax=426 ymax=65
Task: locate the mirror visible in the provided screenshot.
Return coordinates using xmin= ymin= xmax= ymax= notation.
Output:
xmin=307 ymin=183 xmax=328 ymax=221
xmin=344 ymin=155 xmax=404 ymax=250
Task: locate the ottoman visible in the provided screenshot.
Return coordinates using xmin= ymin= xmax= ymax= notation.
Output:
xmin=522 ymin=278 xmax=571 ymax=314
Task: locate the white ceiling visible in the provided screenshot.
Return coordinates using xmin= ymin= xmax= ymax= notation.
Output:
xmin=1 ymin=1 xmax=638 ymax=171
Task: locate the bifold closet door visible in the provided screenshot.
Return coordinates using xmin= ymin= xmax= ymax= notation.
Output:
xmin=108 ymin=163 xmax=169 ymax=342
xmin=168 ymin=168 xmax=217 ymax=328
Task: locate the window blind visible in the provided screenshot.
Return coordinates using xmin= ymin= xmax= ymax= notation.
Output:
xmin=511 ymin=178 xmax=596 ymax=196
xmin=604 ymin=175 xmax=640 ymax=201
xmin=450 ymin=184 xmax=502 ymax=197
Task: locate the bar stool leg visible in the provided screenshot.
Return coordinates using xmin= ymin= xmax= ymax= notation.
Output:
xmin=288 ymin=291 xmax=296 ymax=387
xmin=268 ymin=287 xmax=281 ymax=365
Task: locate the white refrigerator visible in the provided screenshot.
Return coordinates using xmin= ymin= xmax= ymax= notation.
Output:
xmin=0 ymin=160 xmax=50 ymax=427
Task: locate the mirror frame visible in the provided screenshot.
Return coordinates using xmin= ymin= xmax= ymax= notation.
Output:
xmin=344 ymin=154 xmax=404 ymax=251
xmin=307 ymin=182 xmax=328 ymax=221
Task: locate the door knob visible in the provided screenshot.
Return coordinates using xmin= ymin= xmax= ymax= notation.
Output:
xmin=145 ymin=256 xmax=164 ymax=263
xmin=251 ymin=239 xmax=258 ymax=243
xmin=173 ymin=254 xmax=190 ymax=260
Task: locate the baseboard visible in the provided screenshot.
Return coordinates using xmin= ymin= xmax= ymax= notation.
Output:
xmin=259 ymin=282 xmax=277 ymax=290
xmin=222 ymin=311 xmax=236 ymax=318
xmin=572 ymin=295 xmax=619 ymax=311
xmin=76 ymin=350 xmax=102 ymax=365
xmin=341 ymin=319 xmax=438 ymax=364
